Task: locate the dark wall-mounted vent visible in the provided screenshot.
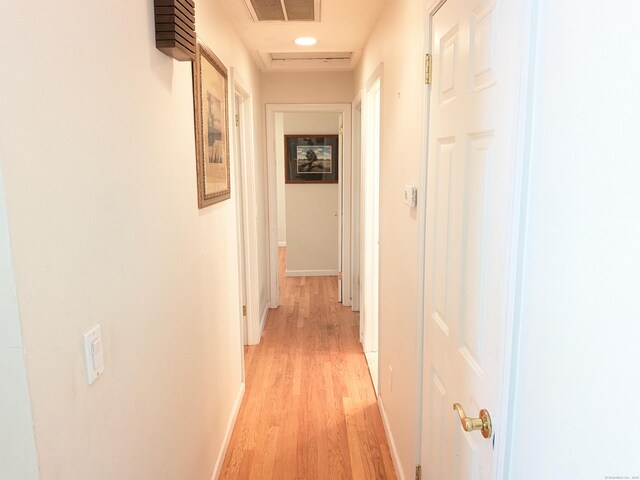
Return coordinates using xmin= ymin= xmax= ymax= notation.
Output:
xmin=154 ymin=0 xmax=196 ymax=61
xmin=244 ymin=0 xmax=319 ymax=22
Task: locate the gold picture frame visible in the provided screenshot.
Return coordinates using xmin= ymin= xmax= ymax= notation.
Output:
xmin=192 ymin=41 xmax=231 ymax=207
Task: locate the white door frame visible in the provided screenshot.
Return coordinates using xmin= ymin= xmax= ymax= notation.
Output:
xmin=361 ymin=69 xmax=382 ymax=356
xmin=233 ymin=93 xmax=248 ymax=348
xmin=418 ymin=0 xmax=536 ymax=476
xmin=230 ymin=68 xmax=261 ymax=347
xmin=351 ymin=92 xmax=363 ymax=314
xmin=265 ymin=103 xmax=352 ymax=308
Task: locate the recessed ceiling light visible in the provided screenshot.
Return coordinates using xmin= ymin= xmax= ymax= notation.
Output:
xmin=294 ymin=37 xmax=317 ymax=46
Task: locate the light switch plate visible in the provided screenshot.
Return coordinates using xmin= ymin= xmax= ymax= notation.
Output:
xmin=404 ymin=185 xmax=417 ymax=208
xmin=83 ymin=325 xmax=104 ymax=384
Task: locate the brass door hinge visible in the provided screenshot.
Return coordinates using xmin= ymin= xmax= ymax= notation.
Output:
xmin=235 ymin=114 xmax=239 ymax=127
xmin=425 ymin=53 xmax=433 ymax=85
xmin=242 ymin=305 xmax=247 ymax=316
xmin=338 ymin=272 xmax=343 ymax=280
xmin=415 ymin=465 xmax=422 ymax=480
xmin=339 ymin=125 xmax=344 ymax=135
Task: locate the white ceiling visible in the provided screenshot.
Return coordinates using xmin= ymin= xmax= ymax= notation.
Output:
xmin=216 ymin=0 xmax=388 ymax=71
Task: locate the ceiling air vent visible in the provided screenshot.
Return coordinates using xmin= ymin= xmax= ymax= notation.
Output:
xmin=244 ymin=0 xmax=320 ymax=21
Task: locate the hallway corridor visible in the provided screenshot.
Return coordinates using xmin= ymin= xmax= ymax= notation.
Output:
xmin=219 ymin=249 xmax=397 ymax=479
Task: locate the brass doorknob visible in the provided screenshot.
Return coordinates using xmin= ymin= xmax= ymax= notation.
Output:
xmin=452 ymin=403 xmax=492 ymax=438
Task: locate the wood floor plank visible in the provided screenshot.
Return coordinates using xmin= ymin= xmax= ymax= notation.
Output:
xmin=218 ymin=248 xmax=397 ymax=480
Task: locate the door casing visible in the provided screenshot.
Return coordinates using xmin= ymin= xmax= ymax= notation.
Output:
xmin=230 ymin=68 xmax=261 ymax=348
xmin=351 ymin=93 xmax=363 ymax=314
xmin=360 ymin=71 xmax=382 ymax=358
xmin=265 ymin=103 xmax=352 ymax=309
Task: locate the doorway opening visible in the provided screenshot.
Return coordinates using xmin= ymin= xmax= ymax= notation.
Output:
xmin=275 ymin=111 xmax=341 ymax=281
xmin=265 ymin=104 xmax=352 ymax=310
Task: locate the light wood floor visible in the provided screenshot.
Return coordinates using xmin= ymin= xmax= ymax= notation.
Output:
xmin=218 ymin=248 xmax=397 ymax=479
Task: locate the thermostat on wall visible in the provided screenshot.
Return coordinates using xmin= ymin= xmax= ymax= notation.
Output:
xmin=404 ymin=185 xmax=417 ymax=208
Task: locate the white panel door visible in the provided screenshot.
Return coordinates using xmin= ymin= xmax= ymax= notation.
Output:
xmin=421 ymin=0 xmax=527 ymax=477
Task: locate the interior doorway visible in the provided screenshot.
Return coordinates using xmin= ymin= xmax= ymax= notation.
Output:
xmin=275 ymin=111 xmax=341 ymax=280
xmin=265 ymin=104 xmax=352 ymax=310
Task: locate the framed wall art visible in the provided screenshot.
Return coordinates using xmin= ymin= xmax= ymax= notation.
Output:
xmin=192 ymin=41 xmax=230 ymax=207
xmin=284 ymin=134 xmax=339 ymax=184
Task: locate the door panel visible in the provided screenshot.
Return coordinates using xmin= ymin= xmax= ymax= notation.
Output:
xmin=421 ymin=0 xmax=526 ymax=477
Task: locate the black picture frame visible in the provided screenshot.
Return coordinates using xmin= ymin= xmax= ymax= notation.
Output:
xmin=284 ymin=135 xmax=339 ymax=184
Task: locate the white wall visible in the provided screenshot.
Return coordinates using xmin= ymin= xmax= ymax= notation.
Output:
xmin=508 ymin=1 xmax=640 ymax=477
xmin=0 ymin=0 xmax=262 ymax=478
xmin=354 ymin=0 xmax=425 ymax=477
xmin=0 ymin=162 xmax=39 ymax=479
xmin=282 ymin=112 xmax=340 ymax=275
xmin=261 ymin=71 xmax=354 ymax=104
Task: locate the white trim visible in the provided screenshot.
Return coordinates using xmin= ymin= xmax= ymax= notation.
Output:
xmin=277 ymin=241 xmax=287 ymax=247
xmin=351 ymin=91 xmax=363 ymax=313
xmin=285 ymin=269 xmax=339 ymax=277
xmin=499 ymin=0 xmax=538 ymax=476
xmin=361 ymin=70 xmax=382 ymax=355
xmin=265 ymin=103 xmax=352 ymax=309
xmin=265 ymin=105 xmax=280 ymax=308
xmin=230 ymin=69 xmax=261 ymax=346
xmin=378 ymin=397 xmax=405 ymax=480
xmin=210 ymin=382 xmax=245 ymax=480
xmin=415 ymin=0 xmax=438 ymax=468
xmin=231 ymin=89 xmax=247 ymax=371
xmin=340 ymin=108 xmax=353 ymax=307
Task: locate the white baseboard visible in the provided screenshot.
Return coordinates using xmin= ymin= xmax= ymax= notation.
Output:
xmin=378 ymin=396 xmax=405 ymax=480
xmin=278 ymin=241 xmax=286 ymax=247
xmin=210 ymin=382 xmax=245 ymax=480
xmin=285 ymin=269 xmax=339 ymax=277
